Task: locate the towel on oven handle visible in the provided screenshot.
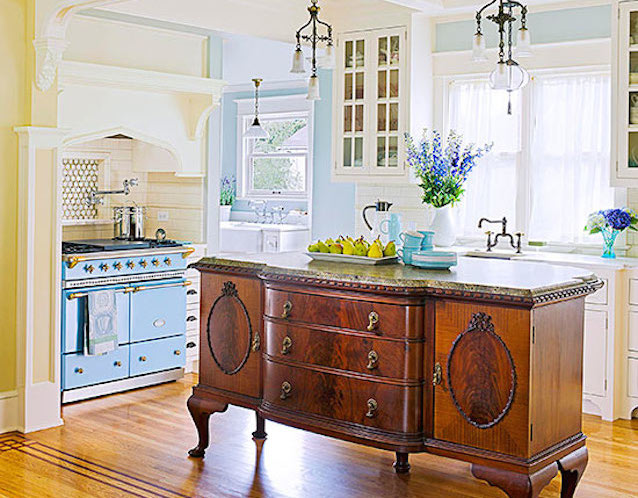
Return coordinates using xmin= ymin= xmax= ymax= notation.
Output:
xmin=84 ymin=289 xmax=119 ymax=356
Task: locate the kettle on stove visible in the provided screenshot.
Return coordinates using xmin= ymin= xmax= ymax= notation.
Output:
xmin=362 ymin=200 xmax=393 ymax=241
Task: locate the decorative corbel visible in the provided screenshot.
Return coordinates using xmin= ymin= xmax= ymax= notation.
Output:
xmin=33 ymin=37 xmax=69 ymax=92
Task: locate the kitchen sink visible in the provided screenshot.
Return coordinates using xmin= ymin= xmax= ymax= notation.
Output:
xmin=464 ymin=250 xmax=526 ymax=260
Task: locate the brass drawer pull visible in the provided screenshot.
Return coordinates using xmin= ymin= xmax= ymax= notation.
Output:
xmin=281 ymin=336 xmax=292 ymax=355
xmin=367 ymin=311 xmax=379 ymax=332
xmin=282 ymin=301 xmax=293 ymax=319
xmin=433 ymin=362 xmax=442 ymax=387
xmin=174 ymin=350 xmax=181 ymax=356
xmin=366 ymin=398 xmax=378 ymax=418
xmin=280 ymin=381 xmax=292 ymax=400
xmin=366 ymin=350 xmax=379 ymax=370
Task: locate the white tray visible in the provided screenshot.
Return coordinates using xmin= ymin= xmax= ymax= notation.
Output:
xmin=305 ymin=252 xmax=399 ymax=265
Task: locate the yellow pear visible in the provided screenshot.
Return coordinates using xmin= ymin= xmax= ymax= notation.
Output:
xmin=367 ymin=243 xmax=384 ymax=258
xmin=342 ymin=240 xmax=355 ymax=255
xmin=308 ymin=242 xmax=320 ymax=252
xmin=384 ymin=241 xmax=397 ymax=257
xmin=329 ymin=243 xmax=344 ymax=254
xmin=317 ymin=241 xmax=330 ymax=253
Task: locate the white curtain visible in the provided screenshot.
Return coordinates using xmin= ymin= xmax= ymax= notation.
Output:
xmin=529 ymin=73 xmax=613 ymax=244
xmin=447 ymin=80 xmax=521 ymax=237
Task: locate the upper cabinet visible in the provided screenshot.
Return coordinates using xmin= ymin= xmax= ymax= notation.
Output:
xmin=613 ymin=1 xmax=638 ymax=185
xmin=333 ymin=27 xmax=408 ymax=183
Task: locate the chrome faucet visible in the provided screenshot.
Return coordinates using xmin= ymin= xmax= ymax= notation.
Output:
xmin=87 ymin=178 xmax=138 ymax=206
xmin=478 ymin=217 xmax=524 ymax=254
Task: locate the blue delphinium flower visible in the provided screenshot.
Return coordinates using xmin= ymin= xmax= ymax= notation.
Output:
xmin=404 ymin=129 xmax=492 ymax=208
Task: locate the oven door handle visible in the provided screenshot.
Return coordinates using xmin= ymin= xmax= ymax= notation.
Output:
xmin=66 ymin=287 xmax=134 ymax=300
xmin=124 ymin=280 xmax=191 ymax=294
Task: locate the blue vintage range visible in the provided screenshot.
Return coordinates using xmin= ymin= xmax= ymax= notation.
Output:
xmin=61 ymin=238 xmax=195 ymax=403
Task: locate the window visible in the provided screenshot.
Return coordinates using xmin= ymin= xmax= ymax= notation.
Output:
xmin=237 ymin=95 xmax=313 ymax=199
xmin=445 ymin=70 xmax=617 ymax=245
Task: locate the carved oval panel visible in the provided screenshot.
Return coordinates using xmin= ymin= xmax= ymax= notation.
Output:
xmin=206 ymin=281 xmax=252 ymax=375
xmin=447 ymin=313 xmax=516 ymax=429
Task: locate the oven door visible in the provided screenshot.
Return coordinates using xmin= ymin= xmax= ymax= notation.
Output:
xmin=62 ymin=284 xmax=130 ymax=354
xmin=129 ymin=278 xmax=187 ymax=343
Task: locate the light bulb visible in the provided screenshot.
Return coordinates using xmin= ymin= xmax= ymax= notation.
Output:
xmin=307 ymin=74 xmax=321 ymax=100
xmin=291 ymin=48 xmax=306 ymax=74
xmin=472 ymin=33 xmax=487 ymax=62
xmin=516 ymin=27 xmax=532 ymax=58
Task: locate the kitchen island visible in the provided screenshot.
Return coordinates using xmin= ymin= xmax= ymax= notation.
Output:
xmin=188 ymin=253 xmax=601 ymax=498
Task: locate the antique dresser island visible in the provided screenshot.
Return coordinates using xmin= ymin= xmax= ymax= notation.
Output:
xmin=187 ymin=253 xmax=601 ymax=498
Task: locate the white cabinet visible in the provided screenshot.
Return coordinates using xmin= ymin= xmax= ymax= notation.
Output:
xmin=184 ymin=244 xmax=205 ymax=374
xmin=583 ymin=309 xmax=608 ymax=397
xmin=333 ymin=27 xmax=408 ymax=182
xmin=628 ymin=358 xmax=638 ymax=398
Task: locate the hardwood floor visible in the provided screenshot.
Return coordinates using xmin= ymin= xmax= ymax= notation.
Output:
xmin=0 ymin=375 xmax=636 ymax=498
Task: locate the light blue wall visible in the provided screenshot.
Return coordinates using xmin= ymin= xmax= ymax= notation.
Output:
xmin=435 ymin=4 xmax=612 ymax=52
xmin=220 ymin=69 xmax=355 ymax=239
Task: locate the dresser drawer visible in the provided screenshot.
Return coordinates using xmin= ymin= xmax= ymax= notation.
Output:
xmin=264 ymin=319 xmax=422 ymax=380
xmin=62 ymin=346 xmax=130 ymax=390
xmin=265 ymin=288 xmax=423 ymax=339
xmin=130 ymin=335 xmax=185 ymax=377
xmin=263 ymin=359 xmax=422 ymax=434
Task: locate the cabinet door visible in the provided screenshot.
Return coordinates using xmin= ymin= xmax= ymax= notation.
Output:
xmin=199 ymin=273 xmax=261 ymax=399
xmin=582 ymin=309 xmax=608 ymax=397
xmin=130 ymin=280 xmax=186 ymax=342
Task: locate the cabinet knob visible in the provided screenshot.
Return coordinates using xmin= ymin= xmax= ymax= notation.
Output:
xmin=174 ymin=349 xmax=181 ymax=356
xmin=114 ymin=361 xmax=122 ymax=367
xmin=433 ymin=362 xmax=442 ymax=387
xmin=75 ymin=367 xmax=84 ymax=374
xmin=366 ymin=350 xmax=379 ymax=370
xmin=282 ymin=301 xmax=293 ymax=319
xmin=186 ymin=315 xmax=197 ymax=322
xmin=186 ymin=341 xmax=196 ymax=348
xmin=366 ymin=398 xmax=378 ymax=418
xmin=367 ymin=311 xmax=379 ymax=332
xmin=280 ymin=381 xmax=292 ymax=400
xmin=187 ymin=289 xmax=197 ymax=295
xmin=139 ymin=356 xmax=147 ymax=362
xmin=281 ymin=336 xmax=293 ymax=355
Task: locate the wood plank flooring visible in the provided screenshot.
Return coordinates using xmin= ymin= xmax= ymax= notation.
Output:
xmin=0 ymin=375 xmax=636 ymax=498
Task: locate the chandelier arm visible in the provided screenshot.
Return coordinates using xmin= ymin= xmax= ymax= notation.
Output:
xmin=476 ymin=0 xmax=498 ymax=18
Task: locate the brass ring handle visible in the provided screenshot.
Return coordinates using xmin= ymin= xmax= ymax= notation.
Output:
xmin=366 ymin=398 xmax=378 ymax=418
xmin=281 ymin=336 xmax=292 ymax=355
xmin=280 ymin=381 xmax=292 ymax=400
xmin=366 ymin=350 xmax=379 ymax=370
xmin=433 ymin=362 xmax=442 ymax=387
xmin=282 ymin=301 xmax=293 ymax=319
xmin=75 ymin=368 xmax=84 ymax=374
xmin=367 ymin=311 xmax=379 ymax=332
xmin=140 ymin=356 xmax=147 ymax=362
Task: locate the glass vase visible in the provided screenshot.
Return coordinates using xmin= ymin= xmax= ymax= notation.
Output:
xmin=601 ymin=228 xmax=620 ymax=259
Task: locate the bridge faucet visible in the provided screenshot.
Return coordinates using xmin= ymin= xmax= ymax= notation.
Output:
xmin=477 ymin=217 xmax=523 ymax=254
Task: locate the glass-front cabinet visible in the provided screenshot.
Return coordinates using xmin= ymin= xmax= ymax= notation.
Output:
xmin=614 ymin=1 xmax=638 ymax=185
xmin=334 ymin=27 xmax=407 ymax=181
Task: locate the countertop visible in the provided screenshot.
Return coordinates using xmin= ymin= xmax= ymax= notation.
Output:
xmin=195 ymin=252 xmax=600 ymax=300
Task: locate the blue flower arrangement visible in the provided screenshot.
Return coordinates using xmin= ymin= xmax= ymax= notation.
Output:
xmin=220 ymin=175 xmax=236 ymax=206
xmin=585 ymin=208 xmax=638 ymax=258
xmin=404 ymin=129 xmax=492 ymax=208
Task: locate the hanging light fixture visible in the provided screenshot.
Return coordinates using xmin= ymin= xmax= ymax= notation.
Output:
xmin=243 ymin=78 xmax=269 ymax=139
xmin=290 ymin=0 xmax=334 ymax=100
xmin=473 ymin=0 xmax=532 ymax=113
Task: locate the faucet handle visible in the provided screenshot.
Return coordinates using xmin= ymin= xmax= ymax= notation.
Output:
xmin=515 ymin=232 xmax=525 ymax=237
xmin=484 ymin=230 xmax=493 ymax=236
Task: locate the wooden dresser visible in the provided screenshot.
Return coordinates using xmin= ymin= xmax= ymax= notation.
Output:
xmin=187 ymin=254 xmax=601 ymax=498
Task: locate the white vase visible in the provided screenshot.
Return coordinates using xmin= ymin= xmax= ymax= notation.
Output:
xmin=220 ymin=205 xmax=232 ymax=222
xmin=430 ymin=205 xmax=456 ymax=247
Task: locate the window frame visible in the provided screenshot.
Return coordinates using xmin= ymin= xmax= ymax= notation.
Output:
xmin=235 ymin=94 xmax=314 ymax=201
xmin=438 ymin=65 xmax=627 ymax=250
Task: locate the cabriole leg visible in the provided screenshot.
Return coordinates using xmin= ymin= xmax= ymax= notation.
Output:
xmin=187 ymin=395 xmax=228 ymax=458
xmin=471 ymin=461 xmax=558 ymax=498
xmin=557 ymin=447 xmax=588 ymax=498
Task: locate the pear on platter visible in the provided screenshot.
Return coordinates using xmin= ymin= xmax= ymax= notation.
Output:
xmin=308 ymin=242 xmax=320 ymax=253
xmin=384 ymin=241 xmax=397 ymax=257
xmin=329 ymin=243 xmax=343 ymax=254
xmin=342 ymin=240 xmax=355 ymax=255
xmin=367 ymin=242 xmax=384 ymax=258
xmin=317 ymin=241 xmax=330 ymax=253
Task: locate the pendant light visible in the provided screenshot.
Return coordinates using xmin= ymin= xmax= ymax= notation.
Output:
xmin=291 ymin=0 xmax=334 ymax=100
xmin=243 ymin=78 xmax=269 ymax=139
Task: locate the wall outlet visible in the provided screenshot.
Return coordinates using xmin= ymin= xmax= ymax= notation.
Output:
xmin=157 ymin=210 xmax=169 ymax=222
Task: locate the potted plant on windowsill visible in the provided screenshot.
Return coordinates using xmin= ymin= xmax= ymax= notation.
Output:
xmin=585 ymin=208 xmax=638 ymax=259
xmin=404 ymin=129 xmax=492 ymax=247
xmin=220 ymin=175 xmax=236 ymax=222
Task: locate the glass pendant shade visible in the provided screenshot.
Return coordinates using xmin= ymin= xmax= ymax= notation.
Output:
xmin=489 ymin=60 xmax=529 ymax=91
xmin=319 ymin=44 xmax=336 ymax=69
xmin=472 ymin=33 xmax=488 ymax=62
xmin=516 ymin=27 xmax=532 ymax=58
xmin=307 ymin=74 xmax=321 ymax=100
xmin=291 ymin=48 xmax=306 ymax=74
xmin=244 ymin=118 xmax=269 ymax=139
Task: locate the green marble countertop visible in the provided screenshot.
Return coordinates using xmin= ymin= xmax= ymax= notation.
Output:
xmin=195 ymin=252 xmax=599 ymax=300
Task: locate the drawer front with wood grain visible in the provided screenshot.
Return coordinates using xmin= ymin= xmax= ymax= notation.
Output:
xmin=263 ymin=359 xmax=422 ymax=434
xmin=265 ymin=288 xmax=423 ymax=339
xmin=264 ymin=318 xmax=422 ymax=381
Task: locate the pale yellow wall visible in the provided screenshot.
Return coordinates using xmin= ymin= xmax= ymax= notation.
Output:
xmin=0 ymin=0 xmax=27 ymax=393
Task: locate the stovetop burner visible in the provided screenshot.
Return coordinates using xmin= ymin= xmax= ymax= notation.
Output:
xmin=62 ymin=238 xmax=185 ymax=254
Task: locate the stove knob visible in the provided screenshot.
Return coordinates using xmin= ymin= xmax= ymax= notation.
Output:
xmin=126 ymin=260 xmax=135 ymax=269
xmin=152 ymin=258 xmax=160 ymax=267
xmin=113 ymin=262 xmax=123 ymax=271
xmin=140 ymin=260 xmax=148 ymax=268
xmin=164 ymin=257 xmax=172 ymax=266
xmin=84 ymin=264 xmax=95 ymax=274
xmin=100 ymin=263 xmax=110 ymax=272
